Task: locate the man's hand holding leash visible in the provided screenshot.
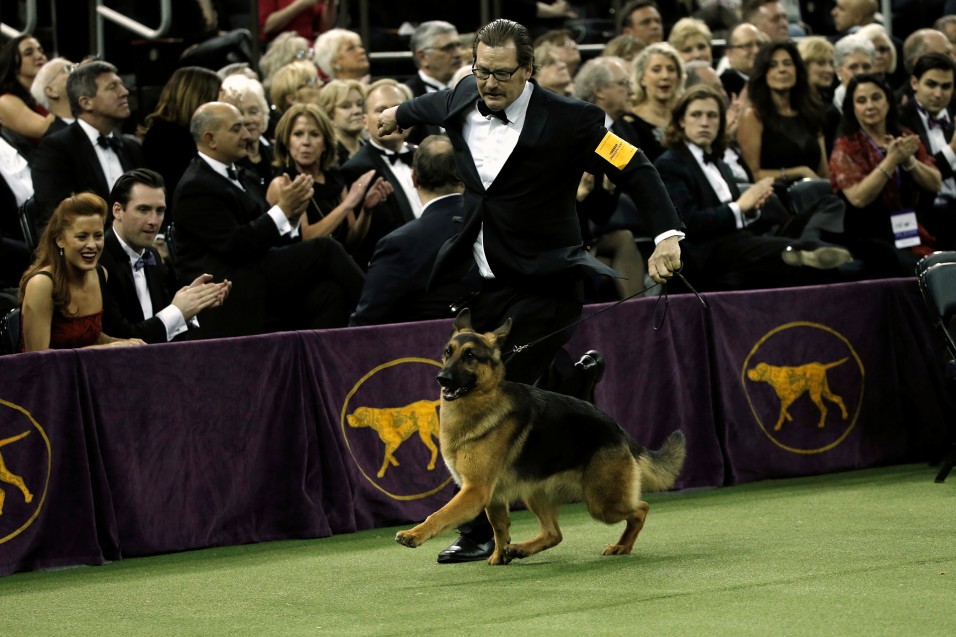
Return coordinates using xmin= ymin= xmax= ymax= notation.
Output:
xmin=647 ymin=235 xmax=682 ymax=283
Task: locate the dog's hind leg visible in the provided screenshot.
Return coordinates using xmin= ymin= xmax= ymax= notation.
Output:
xmin=485 ymin=501 xmax=513 ymax=565
xmin=502 ymin=496 xmax=563 ymax=562
xmin=602 ymin=501 xmax=649 ymax=555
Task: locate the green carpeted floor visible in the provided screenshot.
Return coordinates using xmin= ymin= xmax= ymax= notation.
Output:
xmin=2 ymin=464 xmax=954 ymax=636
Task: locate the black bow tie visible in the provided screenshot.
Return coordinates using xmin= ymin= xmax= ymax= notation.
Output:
xmin=133 ymin=250 xmax=156 ymax=271
xmin=97 ymin=135 xmax=120 ymax=151
xmin=375 ymin=148 xmax=414 ymax=167
xmin=702 ymin=150 xmax=720 ymax=165
xmin=476 ymin=100 xmax=509 ymax=123
xmin=917 ymin=102 xmax=952 ymax=132
xmin=226 ymin=166 xmax=240 ymax=181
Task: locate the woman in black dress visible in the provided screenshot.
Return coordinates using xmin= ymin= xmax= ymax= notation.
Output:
xmin=266 ymin=103 xmax=390 ymax=246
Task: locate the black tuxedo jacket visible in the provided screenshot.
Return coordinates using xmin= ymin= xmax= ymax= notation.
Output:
xmin=720 ymin=69 xmax=747 ymax=99
xmin=899 ymin=99 xmax=956 ymax=183
xmin=99 ymin=229 xmax=177 ymax=344
xmin=395 ymin=77 xmax=682 ymax=286
xmin=655 ymin=144 xmax=744 ymax=271
xmin=31 ymin=121 xmax=145 ymax=229
xmin=340 ymin=142 xmax=418 ymax=268
xmin=403 ymin=74 xmax=446 ymax=145
xmin=173 ymin=157 xmax=292 ymax=334
xmin=350 ymin=193 xmax=478 ymax=326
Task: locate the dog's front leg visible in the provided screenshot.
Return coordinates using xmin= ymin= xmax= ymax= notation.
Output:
xmin=395 ymin=484 xmax=491 ymax=548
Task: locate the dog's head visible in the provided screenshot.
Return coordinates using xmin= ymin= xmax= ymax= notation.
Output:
xmin=347 ymin=407 xmax=372 ymax=428
xmin=436 ymin=309 xmax=511 ymax=401
xmin=747 ymin=363 xmax=769 ymax=382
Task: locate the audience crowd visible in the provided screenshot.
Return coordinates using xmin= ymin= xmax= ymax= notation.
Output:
xmin=3 ymin=0 xmax=956 ymax=351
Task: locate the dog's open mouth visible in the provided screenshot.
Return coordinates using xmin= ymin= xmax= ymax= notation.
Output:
xmin=441 ymin=386 xmax=470 ymax=401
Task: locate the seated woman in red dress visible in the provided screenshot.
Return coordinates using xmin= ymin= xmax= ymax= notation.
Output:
xmin=829 ymin=73 xmax=942 ymax=276
xmin=18 ymin=193 xmax=146 ymax=351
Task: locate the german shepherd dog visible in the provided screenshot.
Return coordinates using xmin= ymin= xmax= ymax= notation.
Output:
xmin=395 ymin=310 xmax=686 ymax=565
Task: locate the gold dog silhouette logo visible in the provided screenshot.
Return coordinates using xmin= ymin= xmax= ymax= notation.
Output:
xmin=742 ymin=322 xmax=864 ymax=454
xmin=1 ymin=399 xmax=51 ymax=545
xmin=341 ymin=358 xmax=453 ymax=500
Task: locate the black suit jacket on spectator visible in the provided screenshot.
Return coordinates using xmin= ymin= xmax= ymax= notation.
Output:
xmin=403 ymin=75 xmax=446 ymax=146
xmin=899 ymin=99 xmax=956 ymax=183
xmin=395 ymin=76 xmax=682 ymax=287
xmin=350 ymin=193 xmax=479 ymax=326
xmin=654 ymin=143 xmax=744 ymax=271
xmin=340 ymin=143 xmax=418 ymax=268
xmin=720 ymin=69 xmax=747 ymax=98
xmin=32 ymin=122 xmax=145 ymax=230
xmin=172 ymin=158 xmax=292 ymax=336
xmin=99 ymin=228 xmax=179 ymax=344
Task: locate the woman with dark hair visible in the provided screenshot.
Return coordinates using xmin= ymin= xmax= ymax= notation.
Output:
xmin=266 ymin=103 xmax=390 ymax=244
xmin=18 ymin=193 xmax=145 ymax=351
xmin=829 ymin=73 xmax=942 ymax=275
xmin=0 ymin=34 xmax=53 ymax=146
xmin=737 ymin=41 xmax=828 ymax=183
xmin=140 ymin=66 xmax=223 ymax=201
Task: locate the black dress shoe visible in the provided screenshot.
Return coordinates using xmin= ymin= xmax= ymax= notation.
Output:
xmin=437 ymin=534 xmax=496 ymax=564
xmin=574 ymin=349 xmax=605 ymax=405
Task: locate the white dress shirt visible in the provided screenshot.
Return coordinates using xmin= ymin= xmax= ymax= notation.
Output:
xmin=77 ymin=119 xmax=124 ymax=192
xmin=114 ymin=232 xmax=189 ymax=341
xmin=687 ymin=143 xmax=756 ymax=229
xmin=914 ymin=100 xmax=956 ymax=203
xmin=367 ymin=140 xmax=424 ymax=219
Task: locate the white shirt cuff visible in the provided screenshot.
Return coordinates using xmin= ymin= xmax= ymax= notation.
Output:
xmin=268 ymin=205 xmax=299 ymax=238
xmin=157 ymin=305 xmax=188 ymax=341
xmin=654 ymin=230 xmax=685 ymax=244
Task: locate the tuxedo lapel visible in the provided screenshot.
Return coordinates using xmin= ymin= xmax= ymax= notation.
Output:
xmin=677 ymin=144 xmax=724 ymax=208
xmin=73 ymin=126 xmax=111 ymax=198
xmin=104 ymin=231 xmax=146 ymax=321
xmin=491 ymin=85 xmax=548 ymax=191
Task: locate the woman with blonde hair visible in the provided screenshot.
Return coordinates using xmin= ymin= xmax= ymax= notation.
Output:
xmin=628 ymin=42 xmax=685 ymax=162
xmin=668 ymin=18 xmax=713 ymax=65
xmin=18 ymin=193 xmax=145 ymax=351
xmin=857 ymin=23 xmax=900 ymax=88
xmin=268 ymin=60 xmax=323 ymax=115
xmin=313 ymin=28 xmax=369 ymax=82
xmin=267 ymin=103 xmax=390 ymax=244
xmin=140 ymin=66 xmax=222 ymax=199
xmin=259 ymin=31 xmax=314 ymax=87
xmin=315 ymin=79 xmax=367 ymax=165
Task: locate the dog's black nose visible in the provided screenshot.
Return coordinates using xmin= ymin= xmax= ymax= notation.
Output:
xmin=436 ymin=370 xmax=452 ymax=388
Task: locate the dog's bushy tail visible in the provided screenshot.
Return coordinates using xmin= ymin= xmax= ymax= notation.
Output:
xmin=633 ymin=430 xmax=686 ymax=492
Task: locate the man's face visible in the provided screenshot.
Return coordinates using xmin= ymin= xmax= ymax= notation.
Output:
xmin=209 ymin=104 xmax=252 ymax=163
xmin=727 ymin=24 xmax=762 ymax=75
xmin=681 ymin=97 xmax=722 ymax=150
xmin=85 ymin=72 xmax=131 ymax=121
xmin=624 ymin=6 xmax=663 ymax=44
xmin=837 ymin=52 xmax=873 ymax=85
xmin=366 ymin=85 xmax=409 ymax=147
xmin=44 ymin=59 xmax=75 ymax=102
xmin=419 ymin=32 xmax=462 ymax=84
xmin=754 ymin=2 xmax=790 ymax=43
xmin=832 ymin=0 xmax=865 ymax=33
xmin=473 ymin=42 xmax=532 ymax=112
xmin=113 ymin=184 xmax=166 ymax=251
xmin=594 ymin=60 xmax=633 ymax=120
xmin=911 ymin=68 xmax=955 ymax=116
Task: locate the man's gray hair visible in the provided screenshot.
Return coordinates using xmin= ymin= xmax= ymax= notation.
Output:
xmin=30 ymin=57 xmax=71 ymax=110
xmin=573 ymin=56 xmax=623 ymax=104
xmin=410 ymin=20 xmax=458 ymax=56
xmin=833 ymin=34 xmax=875 ymax=70
xmin=67 ymin=60 xmax=118 ymax=117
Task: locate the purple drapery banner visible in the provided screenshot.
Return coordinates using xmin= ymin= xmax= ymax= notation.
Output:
xmin=0 ymin=278 xmax=951 ymax=576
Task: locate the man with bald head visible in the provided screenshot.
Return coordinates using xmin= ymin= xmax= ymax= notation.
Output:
xmin=172 ymin=101 xmax=365 ymax=337
xmin=720 ymin=23 xmax=764 ymax=98
xmin=831 ymin=0 xmax=877 ymax=35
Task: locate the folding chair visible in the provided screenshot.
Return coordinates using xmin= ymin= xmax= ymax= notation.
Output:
xmin=916 ymin=252 xmax=956 ymax=483
xmin=0 ymin=307 xmax=21 ymax=356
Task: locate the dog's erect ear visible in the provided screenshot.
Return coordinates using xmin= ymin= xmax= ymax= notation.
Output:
xmin=491 ymin=317 xmax=512 ymax=345
xmin=452 ymin=308 xmax=473 ymax=334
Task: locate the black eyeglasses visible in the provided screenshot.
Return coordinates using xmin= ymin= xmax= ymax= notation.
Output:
xmin=425 ymin=42 xmax=461 ymax=54
xmin=472 ymin=64 xmax=522 ymax=82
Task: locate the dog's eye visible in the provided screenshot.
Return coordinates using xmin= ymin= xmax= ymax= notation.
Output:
xmin=443 ymin=345 xmax=452 ymax=358
xmin=465 ymin=350 xmax=475 ymax=360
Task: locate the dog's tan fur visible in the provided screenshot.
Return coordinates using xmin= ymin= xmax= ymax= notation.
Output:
xmin=394 ymin=311 xmax=686 ymax=564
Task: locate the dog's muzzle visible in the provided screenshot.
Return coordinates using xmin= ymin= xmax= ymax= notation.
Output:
xmin=436 ymin=370 xmax=469 ymax=401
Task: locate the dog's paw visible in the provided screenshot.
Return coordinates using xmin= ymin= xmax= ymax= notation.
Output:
xmin=502 ymin=545 xmax=527 ymax=561
xmin=395 ymin=530 xmax=419 ymax=548
xmin=602 ymin=544 xmax=633 ymax=556
xmin=487 ymin=551 xmax=512 ymax=566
